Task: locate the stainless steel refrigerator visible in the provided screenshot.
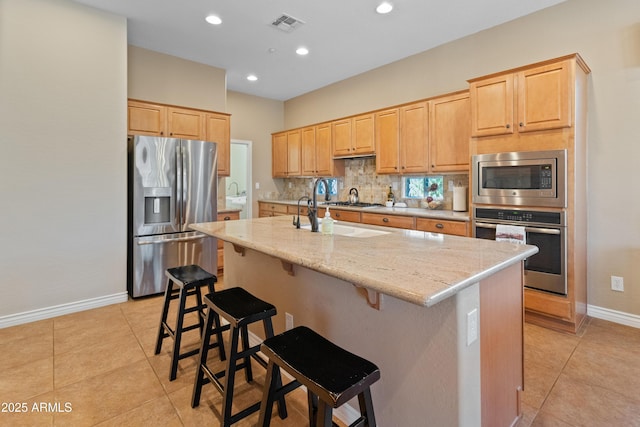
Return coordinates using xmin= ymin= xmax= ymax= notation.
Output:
xmin=127 ymin=135 xmax=217 ymax=298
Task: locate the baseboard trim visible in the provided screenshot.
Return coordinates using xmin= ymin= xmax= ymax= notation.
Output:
xmin=0 ymin=292 xmax=129 ymax=329
xmin=247 ymin=330 xmax=361 ymax=425
xmin=587 ymin=304 xmax=640 ymax=329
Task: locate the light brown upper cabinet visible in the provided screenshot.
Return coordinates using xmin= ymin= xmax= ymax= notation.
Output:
xmin=301 ymin=123 xmax=344 ymax=177
xmin=167 ymin=107 xmax=205 ymax=139
xmin=128 ymin=100 xmax=204 ymax=139
xmin=469 ymin=59 xmax=572 ymax=137
xmin=271 ymin=129 xmax=302 ymax=177
xmin=375 ymin=102 xmax=430 ymax=175
xmin=128 ymin=99 xmax=231 ymax=175
xmin=332 ymin=113 xmax=375 ymax=157
xmin=204 ymin=112 xmax=231 ymax=176
xmin=128 ymin=100 xmax=166 ymax=136
xmin=400 ymin=102 xmax=430 ymax=173
xmin=272 ymin=132 xmax=288 ymax=178
xmin=429 ymin=92 xmax=470 ymax=172
xmin=376 ymin=96 xmax=469 ymax=175
xmin=287 ymin=129 xmax=302 ymax=176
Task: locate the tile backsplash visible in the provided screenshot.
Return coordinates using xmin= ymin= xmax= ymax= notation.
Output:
xmin=273 ymin=157 xmax=468 ymax=210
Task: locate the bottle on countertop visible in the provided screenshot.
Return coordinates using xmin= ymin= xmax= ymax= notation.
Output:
xmin=387 ymin=186 xmax=395 ymax=203
xmin=321 ymin=206 xmax=334 ymax=235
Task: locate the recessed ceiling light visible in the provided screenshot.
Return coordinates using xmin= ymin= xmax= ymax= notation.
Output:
xmin=376 ymin=2 xmax=393 ymax=14
xmin=296 ymin=47 xmax=309 ymax=56
xmin=247 ymin=74 xmax=258 ymax=82
xmin=205 ymin=14 xmax=222 ymax=25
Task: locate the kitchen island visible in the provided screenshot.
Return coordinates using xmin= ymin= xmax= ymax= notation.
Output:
xmin=191 ymin=216 xmax=538 ymax=426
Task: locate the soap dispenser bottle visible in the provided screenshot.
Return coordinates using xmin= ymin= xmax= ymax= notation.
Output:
xmin=321 ymin=206 xmax=334 ymax=235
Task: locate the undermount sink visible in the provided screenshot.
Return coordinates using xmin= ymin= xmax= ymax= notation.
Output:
xmin=300 ymin=223 xmax=390 ymax=238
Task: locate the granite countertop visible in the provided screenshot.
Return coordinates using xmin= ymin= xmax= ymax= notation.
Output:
xmin=218 ymin=207 xmax=243 ymax=214
xmin=258 ymin=199 xmax=470 ymax=221
xmin=191 ymin=216 xmax=537 ymax=307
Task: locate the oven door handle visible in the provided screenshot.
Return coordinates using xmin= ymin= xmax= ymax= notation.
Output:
xmin=474 ymin=222 xmax=561 ymax=235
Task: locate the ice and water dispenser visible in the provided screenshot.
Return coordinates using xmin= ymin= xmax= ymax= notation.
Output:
xmin=143 ymin=188 xmax=171 ymax=225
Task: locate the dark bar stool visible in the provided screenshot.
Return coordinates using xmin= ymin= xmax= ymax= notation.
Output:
xmin=192 ymin=287 xmax=287 ymax=427
xmin=154 ymin=264 xmax=227 ymax=381
xmin=258 ymin=326 xmax=380 ymax=427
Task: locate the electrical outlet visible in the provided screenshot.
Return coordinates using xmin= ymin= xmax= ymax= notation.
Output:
xmin=467 ymin=308 xmax=478 ymax=346
xmin=611 ymin=276 xmax=624 ymax=292
xmin=285 ymin=312 xmax=294 ymax=330
xmin=288 ymin=182 xmax=292 ymax=189
xmin=255 ymin=182 xmax=260 ymax=189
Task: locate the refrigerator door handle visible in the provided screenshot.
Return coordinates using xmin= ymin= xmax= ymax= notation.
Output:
xmin=136 ymin=233 xmax=208 ymax=245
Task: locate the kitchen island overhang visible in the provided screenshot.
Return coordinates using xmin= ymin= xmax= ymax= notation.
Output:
xmin=191 ymin=216 xmax=538 ymax=426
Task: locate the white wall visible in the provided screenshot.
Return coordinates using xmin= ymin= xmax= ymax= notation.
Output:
xmin=0 ymin=0 xmax=127 ymax=323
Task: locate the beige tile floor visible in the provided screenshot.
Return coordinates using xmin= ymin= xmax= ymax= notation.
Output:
xmin=1 ymin=280 xmax=639 ymax=426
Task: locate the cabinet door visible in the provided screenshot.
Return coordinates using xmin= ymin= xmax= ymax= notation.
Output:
xmin=352 ymin=113 xmax=375 ymax=155
xmin=401 ymin=101 xmax=430 ymax=174
xmin=272 ymin=132 xmax=288 ymax=177
xmin=430 ymin=93 xmax=470 ymax=172
xmin=375 ymin=109 xmax=400 ymax=174
xmin=205 ymin=113 xmax=231 ymax=176
xmin=517 ymin=60 xmax=571 ymax=132
xmin=470 ymin=74 xmax=514 ymax=137
xmin=315 ymin=123 xmax=334 ymax=176
xmin=332 ymin=119 xmax=352 ymax=157
xmin=301 ymin=126 xmax=317 ymax=176
xmin=167 ymin=107 xmax=204 ymax=139
xmin=287 ymin=129 xmax=301 ymax=176
xmin=128 ymin=101 xmax=166 ymax=136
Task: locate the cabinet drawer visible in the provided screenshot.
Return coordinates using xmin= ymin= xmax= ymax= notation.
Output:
xmin=415 ymin=218 xmax=468 ymax=236
xmin=361 ymin=213 xmax=415 ymax=229
xmin=288 ymin=205 xmax=309 ymax=216
xmin=318 ymin=208 xmax=361 ymax=223
xmin=217 ymin=212 xmax=240 ymax=222
xmin=259 ymin=202 xmax=288 ymax=214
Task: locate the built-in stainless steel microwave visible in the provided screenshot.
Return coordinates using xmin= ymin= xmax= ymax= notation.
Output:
xmin=472 ymin=149 xmax=567 ymax=208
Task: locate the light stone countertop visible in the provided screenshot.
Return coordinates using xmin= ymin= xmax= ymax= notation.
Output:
xmin=191 ymin=216 xmax=538 ymax=307
xmin=258 ymin=199 xmax=471 ymax=221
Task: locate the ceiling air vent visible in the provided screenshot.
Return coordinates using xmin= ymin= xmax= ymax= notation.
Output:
xmin=271 ymin=14 xmax=305 ymax=33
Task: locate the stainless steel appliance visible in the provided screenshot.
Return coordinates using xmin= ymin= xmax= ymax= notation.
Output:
xmin=127 ymin=136 xmax=217 ymax=298
xmin=474 ymin=207 xmax=567 ymax=295
xmin=472 ymin=149 xmax=567 ymax=207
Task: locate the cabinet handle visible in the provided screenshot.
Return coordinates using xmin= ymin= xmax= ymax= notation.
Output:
xmin=223 ymin=216 xmax=231 ymax=221
xmin=431 ymin=164 xmax=435 ymax=168
xmin=519 ymin=122 xmax=524 ymax=127
xmin=383 ymin=218 xmax=389 ymax=223
xmin=436 ymin=223 xmax=444 ymax=229
xmin=335 ymin=213 xmax=341 ymax=218
xmin=505 ymin=124 xmax=511 ymax=129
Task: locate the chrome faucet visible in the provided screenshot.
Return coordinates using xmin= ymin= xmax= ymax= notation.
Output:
xmin=308 ymin=178 xmax=331 ymax=232
xmin=227 ymin=181 xmax=239 ymax=196
xmin=293 ymin=196 xmax=310 ymax=229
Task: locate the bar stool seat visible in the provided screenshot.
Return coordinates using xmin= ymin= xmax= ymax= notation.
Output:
xmin=154 ymin=265 xmax=226 ymax=381
xmin=192 ymin=287 xmax=287 ymax=427
xmin=258 ymin=326 xmax=380 ymax=427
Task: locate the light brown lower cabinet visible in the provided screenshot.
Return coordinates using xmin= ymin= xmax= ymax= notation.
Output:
xmin=361 ymin=212 xmax=416 ymax=229
xmin=217 ymin=211 xmax=239 ymax=272
xmin=416 ymin=217 xmax=469 ymax=237
xmin=258 ymin=202 xmax=288 ymax=217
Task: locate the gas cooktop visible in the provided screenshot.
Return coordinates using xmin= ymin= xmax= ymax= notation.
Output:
xmin=325 ymin=201 xmax=384 ymax=208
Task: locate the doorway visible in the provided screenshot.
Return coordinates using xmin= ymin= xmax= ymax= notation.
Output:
xmin=225 ymin=139 xmax=252 ymax=219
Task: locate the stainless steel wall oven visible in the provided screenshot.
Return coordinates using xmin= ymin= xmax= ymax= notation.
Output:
xmin=474 ymin=207 xmax=567 ymax=295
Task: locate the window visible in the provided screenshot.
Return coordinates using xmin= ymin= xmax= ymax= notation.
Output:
xmin=315 ymin=178 xmax=338 ymax=196
xmin=403 ymin=176 xmax=444 ymax=199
